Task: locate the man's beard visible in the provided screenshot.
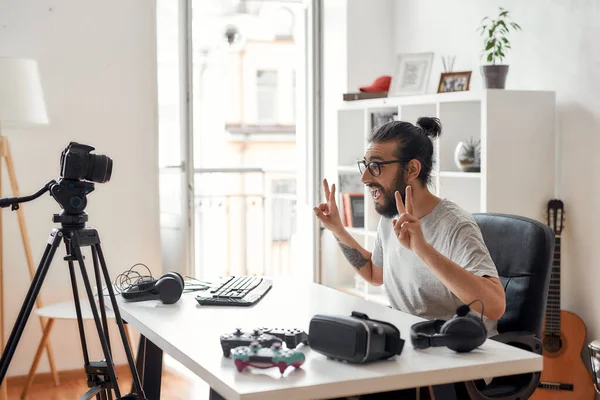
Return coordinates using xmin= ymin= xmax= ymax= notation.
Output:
xmin=372 ymin=169 xmax=407 ymax=219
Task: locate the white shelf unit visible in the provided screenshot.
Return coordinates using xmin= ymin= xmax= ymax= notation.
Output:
xmin=321 ymin=89 xmax=556 ymax=302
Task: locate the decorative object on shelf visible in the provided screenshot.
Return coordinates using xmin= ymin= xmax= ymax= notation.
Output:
xmin=388 ymin=52 xmax=433 ymax=97
xmin=441 ymin=55 xmax=456 ymax=72
xmin=342 ymin=193 xmax=364 ymax=228
xmin=437 ymin=71 xmax=472 ymax=93
xmin=589 ymin=339 xmax=600 ymax=394
xmin=343 ymin=92 xmax=387 ymax=101
xmin=370 ymin=111 xmax=398 ymax=131
xmin=343 ymin=75 xmax=391 ymax=101
xmin=478 ymin=6 xmax=521 ymax=89
xmin=454 ymin=137 xmax=481 ymax=172
xmin=360 ymin=75 xmax=391 ymax=93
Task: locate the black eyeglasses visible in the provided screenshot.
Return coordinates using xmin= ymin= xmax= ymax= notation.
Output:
xmin=357 ymin=159 xmax=404 ymax=177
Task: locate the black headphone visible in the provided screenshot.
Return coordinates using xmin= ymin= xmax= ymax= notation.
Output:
xmin=121 ymin=271 xmax=184 ymax=305
xmin=410 ymin=301 xmax=487 ymax=353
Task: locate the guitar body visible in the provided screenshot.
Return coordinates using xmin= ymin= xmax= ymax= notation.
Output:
xmin=530 ymin=311 xmax=595 ymax=400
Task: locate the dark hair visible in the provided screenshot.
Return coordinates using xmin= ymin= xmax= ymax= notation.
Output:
xmin=367 ymin=117 xmax=442 ymax=186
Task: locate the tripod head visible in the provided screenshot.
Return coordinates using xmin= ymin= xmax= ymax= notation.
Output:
xmin=0 ymin=142 xmax=112 ymax=229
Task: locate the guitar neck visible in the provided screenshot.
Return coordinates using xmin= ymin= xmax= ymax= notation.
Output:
xmin=545 ymin=235 xmax=561 ymax=335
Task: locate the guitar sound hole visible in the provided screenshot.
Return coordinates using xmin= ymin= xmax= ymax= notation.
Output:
xmin=543 ymin=334 xmax=562 ymax=353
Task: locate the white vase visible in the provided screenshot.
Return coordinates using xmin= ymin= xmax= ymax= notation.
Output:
xmin=454 ymin=142 xmax=480 ymax=172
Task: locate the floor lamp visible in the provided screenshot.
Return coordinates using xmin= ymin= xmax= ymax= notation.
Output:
xmin=0 ymin=57 xmax=58 ymax=398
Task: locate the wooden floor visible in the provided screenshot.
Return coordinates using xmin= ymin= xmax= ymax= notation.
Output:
xmin=6 ymin=366 xmax=210 ymax=400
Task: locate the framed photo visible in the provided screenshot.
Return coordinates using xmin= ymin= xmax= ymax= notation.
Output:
xmin=437 ymin=71 xmax=472 ymax=93
xmin=370 ymin=111 xmax=398 ymax=131
xmin=341 ymin=193 xmax=364 ymax=228
xmin=388 ymin=52 xmax=434 ymax=97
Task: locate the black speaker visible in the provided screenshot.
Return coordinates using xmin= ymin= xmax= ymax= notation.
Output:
xmin=121 ymin=271 xmax=184 ymax=305
xmin=410 ymin=304 xmax=487 ymax=353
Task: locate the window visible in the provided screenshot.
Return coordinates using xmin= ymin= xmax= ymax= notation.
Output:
xmin=256 ymin=70 xmax=278 ymax=124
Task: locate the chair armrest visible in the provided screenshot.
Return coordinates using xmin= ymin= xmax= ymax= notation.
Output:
xmin=490 ymin=331 xmax=542 ymax=355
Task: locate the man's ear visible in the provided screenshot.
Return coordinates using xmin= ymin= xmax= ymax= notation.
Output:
xmin=406 ymin=159 xmax=422 ymax=183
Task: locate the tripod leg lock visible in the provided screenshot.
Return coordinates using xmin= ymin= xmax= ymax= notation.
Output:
xmin=85 ymin=361 xmax=114 ymax=390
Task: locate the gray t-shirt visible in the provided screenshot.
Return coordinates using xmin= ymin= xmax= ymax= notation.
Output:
xmin=372 ymin=198 xmax=500 ymax=336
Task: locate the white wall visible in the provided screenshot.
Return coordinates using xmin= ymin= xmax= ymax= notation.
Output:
xmin=0 ymin=0 xmax=161 ymax=376
xmin=392 ymin=0 xmax=600 ymax=380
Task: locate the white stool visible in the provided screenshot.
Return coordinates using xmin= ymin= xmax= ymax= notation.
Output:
xmin=21 ymin=299 xmax=133 ymax=399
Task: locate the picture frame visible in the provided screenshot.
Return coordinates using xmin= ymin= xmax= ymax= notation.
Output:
xmin=370 ymin=111 xmax=398 ymax=131
xmin=341 ymin=193 xmax=364 ymax=228
xmin=437 ymin=71 xmax=472 ymax=93
xmin=388 ymin=52 xmax=434 ymax=97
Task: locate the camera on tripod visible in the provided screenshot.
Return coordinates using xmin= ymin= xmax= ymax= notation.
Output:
xmin=0 ymin=142 xmax=146 ymax=400
xmin=60 ymin=142 xmax=113 ymax=184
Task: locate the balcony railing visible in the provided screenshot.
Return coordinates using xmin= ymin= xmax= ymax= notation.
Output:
xmin=193 ymin=167 xmax=297 ymax=279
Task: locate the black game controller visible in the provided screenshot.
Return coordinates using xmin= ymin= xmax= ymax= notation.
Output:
xmin=220 ymin=328 xmax=282 ymax=357
xmin=257 ymin=327 xmax=309 ymax=349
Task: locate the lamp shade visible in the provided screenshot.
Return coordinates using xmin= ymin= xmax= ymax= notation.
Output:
xmin=0 ymin=57 xmax=49 ymax=127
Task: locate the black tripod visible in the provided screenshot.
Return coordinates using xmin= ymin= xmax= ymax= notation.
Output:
xmin=0 ymin=179 xmax=146 ymax=400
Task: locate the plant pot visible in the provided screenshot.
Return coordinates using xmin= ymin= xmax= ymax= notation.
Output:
xmin=481 ymin=65 xmax=509 ymax=89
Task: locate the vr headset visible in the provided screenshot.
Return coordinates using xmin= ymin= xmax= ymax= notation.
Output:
xmin=308 ymin=311 xmax=405 ymax=363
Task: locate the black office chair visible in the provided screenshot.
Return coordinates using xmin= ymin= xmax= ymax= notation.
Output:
xmin=457 ymin=213 xmax=555 ymax=400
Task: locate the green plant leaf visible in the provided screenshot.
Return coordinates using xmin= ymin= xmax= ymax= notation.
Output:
xmin=502 ymin=37 xmax=509 ymax=44
xmin=487 ymin=53 xmax=493 ymax=62
xmin=485 ymin=40 xmax=495 ymax=50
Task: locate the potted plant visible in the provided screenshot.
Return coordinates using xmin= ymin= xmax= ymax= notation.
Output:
xmin=478 ymin=7 xmax=521 ymax=89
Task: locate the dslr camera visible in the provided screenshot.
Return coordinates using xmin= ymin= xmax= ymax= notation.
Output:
xmin=60 ymin=142 xmax=113 ymax=183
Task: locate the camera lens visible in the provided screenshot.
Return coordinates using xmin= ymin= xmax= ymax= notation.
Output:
xmin=87 ymin=154 xmax=113 ymax=183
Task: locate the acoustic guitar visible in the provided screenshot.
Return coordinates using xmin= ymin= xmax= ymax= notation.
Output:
xmin=530 ymin=199 xmax=594 ymax=399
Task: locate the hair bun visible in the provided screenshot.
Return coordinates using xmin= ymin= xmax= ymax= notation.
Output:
xmin=416 ymin=117 xmax=442 ymax=139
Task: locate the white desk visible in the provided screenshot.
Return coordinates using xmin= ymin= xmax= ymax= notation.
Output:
xmin=112 ymin=278 xmax=541 ymax=400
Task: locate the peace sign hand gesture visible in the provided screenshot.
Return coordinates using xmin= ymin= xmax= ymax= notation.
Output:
xmin=314 ymin=179 xmax=344 ymax=235
xmin=392 ymin=186 xmax=428 ymax=255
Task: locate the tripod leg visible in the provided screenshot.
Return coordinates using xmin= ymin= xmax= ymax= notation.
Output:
xmin=70 ymin=242 xmax=122 ymax=399
xmin=95 ymin=243 xmax=145 ymax=397
xmin=92 ymin=246 xmax=111 ymax=354
xmin=4 ymin=136 xmax=60 ymax=388
xmin=0 ymin=229 xmax=62 ymax=384
xmin=66 ymin=242 xmax=91 ymax=366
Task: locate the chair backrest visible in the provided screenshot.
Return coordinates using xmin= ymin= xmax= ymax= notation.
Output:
xmin=473 ymin=213 xmax=554 ymax=338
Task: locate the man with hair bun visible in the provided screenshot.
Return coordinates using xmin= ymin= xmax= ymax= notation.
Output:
xmin=315 ymin=117 xmax=504 ymax=398
xmin=315 ymin=116 xmax=505 ymax=335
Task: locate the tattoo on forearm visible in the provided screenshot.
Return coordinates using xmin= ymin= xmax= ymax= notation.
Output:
xmin=335 ymin=236 xmax=368 ymax=270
